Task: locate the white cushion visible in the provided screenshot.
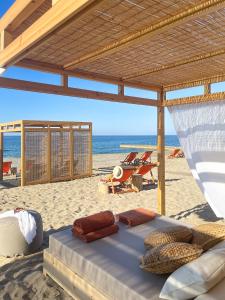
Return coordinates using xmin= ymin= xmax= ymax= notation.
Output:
xmin=160 ymin=249 xmax=225 ymax=300
xmin=194 ymin=277 xmax=225 ymax=299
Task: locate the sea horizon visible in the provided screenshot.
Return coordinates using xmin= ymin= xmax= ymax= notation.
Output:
xmin=3 ymin=135 xmax=180 ymax=157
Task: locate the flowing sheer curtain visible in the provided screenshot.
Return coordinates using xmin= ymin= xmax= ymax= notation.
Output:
xmin=169 ymin=101 xmax=225 ymax=218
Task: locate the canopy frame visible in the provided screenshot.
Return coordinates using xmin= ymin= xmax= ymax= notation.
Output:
xmin=1 ymin=0 xmax=225 ymax=214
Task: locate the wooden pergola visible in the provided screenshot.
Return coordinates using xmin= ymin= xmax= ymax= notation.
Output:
xmin=1 ymin=0 xmax=225 ymax=214
xmin=0 ymin=120 xmax=92 ymax=186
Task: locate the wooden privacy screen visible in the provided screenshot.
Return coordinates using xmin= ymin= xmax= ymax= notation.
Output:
xmin=20 ymin=121 xmax=92 ymax=186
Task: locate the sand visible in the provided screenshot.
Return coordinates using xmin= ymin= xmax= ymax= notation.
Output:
xmin=0 ymin=153 xmax=224 ymax=299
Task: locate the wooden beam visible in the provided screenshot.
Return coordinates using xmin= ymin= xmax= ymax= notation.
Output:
xmin=123 ymin=48 xmax=225 ymax=81
xmin=7 ymin=0 xmax=49 ymax=33
xmin=0 ymin=0 xmax=34 ymax=32
xmin=165 ymin=91 xmax=225 ymax=107
xmin=157 ymin=89 xmax=165 ymax=215
xmin=64 ymin=0 xmax=225 ymax=69
xmin=164 ymin=73 xmax=225 ymax=91
xmin=0 ymin=132 xmax=3 ymax=180
xmin=0 ymin=30 xmax=13 ymax=51
xmin=0 ymin=0 xmax=101 ymax=68
xmin=0 ymin=77 xmax=158 ymax=107
xmin=16 ymin=59 xmax=162 ymax=92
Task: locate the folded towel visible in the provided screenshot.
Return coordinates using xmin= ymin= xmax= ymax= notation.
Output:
xmin=73 ymin=210 xmax=115 ymax=235
xmin=118 ymin=208 xmax=156 ymax=227
xmin=72 ymin=224 xmax=119 ymax=243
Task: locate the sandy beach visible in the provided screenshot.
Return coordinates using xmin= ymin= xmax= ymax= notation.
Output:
xmin=0 ymin=153 xmax=224 ymax=299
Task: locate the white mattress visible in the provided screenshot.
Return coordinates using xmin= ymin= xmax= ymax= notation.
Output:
xmin=48 ymin=216 xmax=187 ymax=300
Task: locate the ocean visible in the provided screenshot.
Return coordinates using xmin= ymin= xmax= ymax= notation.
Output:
xmin=3 ymin=135 xmax=180 ymax=157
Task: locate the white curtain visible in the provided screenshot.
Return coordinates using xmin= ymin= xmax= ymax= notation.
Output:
xmin=169 ymin=101 xmax=225 ymax=218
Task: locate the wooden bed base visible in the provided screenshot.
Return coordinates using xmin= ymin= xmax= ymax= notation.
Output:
xmin=43 ymin=250 xmax=108 ymax=300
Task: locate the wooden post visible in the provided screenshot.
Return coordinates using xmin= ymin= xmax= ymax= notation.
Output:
xmin=47 ymin=126 xmax=52 ymax=182
xmin=0 ymin=132 xmax=3 ymax=180
xmin=89 ymin=123 xmax=93 ymax=176
xmin=157 ymin=89 xmax=165 ymax=215
xmin=21 ymin=122 xmax=26 ymax=186
xmin=118 ymin=84 xmax=124 ymax=96
xmin=61 ymin=74 xmax=68 ymax=88
xmin=204 ymin=83 xmax=211 ymax=95
xmin=70 ymin=127 xmax=74 ymax=178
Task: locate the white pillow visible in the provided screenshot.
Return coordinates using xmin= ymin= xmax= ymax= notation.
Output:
xmin=160 ymin=249 xmax=225 ymax=300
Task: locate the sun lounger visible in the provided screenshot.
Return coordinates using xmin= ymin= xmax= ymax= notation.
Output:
xmin=121 ymin=152 xmax=138 ymax=165
xmin=135 ymin=163 xmax=157 ymax=184
xmin=43 ymin=215 xmax=189 ymax=300
xmin=3 ymin=161 xmax=12 ymax=175
xmin=135 ymin=151 xmax=153 ymax=165
xmin=102 ymin=166 xmax=136 ymax=193
xmin=168 ymin=148 xmax=184 ymax=159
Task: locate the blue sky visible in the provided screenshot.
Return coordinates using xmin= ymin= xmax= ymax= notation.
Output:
xmin=1 ymin=1 xmax=224 ymax=135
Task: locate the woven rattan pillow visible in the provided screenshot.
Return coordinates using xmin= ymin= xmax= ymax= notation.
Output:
xmin=140 ymin=242 xmax=203 ymax=274
xmin=192 ymin=223 xmax=225 ymax=251
xmin=144 ymin=226 xmax=192 ymax=249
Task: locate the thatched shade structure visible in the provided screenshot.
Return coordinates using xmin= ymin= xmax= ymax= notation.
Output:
xmin=0 ymin=120 xmax=92 ymax=186
xmin=1 ymin=0 xmax=225 ymax=213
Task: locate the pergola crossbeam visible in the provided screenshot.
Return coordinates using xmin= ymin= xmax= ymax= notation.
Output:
xmin=16 ymin=58 xmax=162 ymax=92
xmin=0 ymin=77 xmax=157 ymax=107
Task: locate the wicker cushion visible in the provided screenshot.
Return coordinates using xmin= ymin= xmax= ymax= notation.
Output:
xmin=140 ymin=242 xmax=203 ymax=274
xmin=144 ymin=226 xmax=192 ymax=249
xmin=192 ymin=223 xmax=225 ymax=251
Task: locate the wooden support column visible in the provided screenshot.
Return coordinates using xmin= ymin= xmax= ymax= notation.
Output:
xmin=89 ymin=123 xmax=93 ymax=176
xmin=70 ymin=127 xmax=74 ymax=178
xmin=21 ymin=122 xmax=25 ymax=186
xmin=204 ymin=83 xmax=211 ymax=95
xmin=118 ymin=84 xmax=124 ymax=96
xmin=157 ymin=89 xmax=165 ymax=215
xmin=47 ymin=126 xmax=52 ymax=182
xmin=61 ymin=74 xmax=68 ymax=88
xmin=0 ymin=132 xmax=3 ymax=180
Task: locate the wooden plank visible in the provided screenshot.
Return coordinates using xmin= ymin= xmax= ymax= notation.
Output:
xmin=0 ymin=132 xmax=3 ymax=180
xmin=0 ymin=0 xmax=34 ymax=32
xmin=44 ymin=250 xmax=108 ymax=300
xmin=0 ymin=30 xmax=13 ymax=51
xmin=64 ymin=0 xmax=225 ymax=69
xmin=120 ymin=144 xmax=173 ymax=150
xmin=0 ymin=0 xmax=101 ymax=68
xmin=157 ymin=90 xmax=165 ymax=215
xmin=7 ymin=0 xmax=49 ymax=33
xmin=21 ymin=122 xmax=26 ymax=186
xmin=165 ymin=91 xmax=225 ymax=107
xmin=16 ymin=59 xmax=162 ymax=92
xmin=163 ymin=73 xmax=225 ymax=91
xmin=0 ymin=77 xmax=158 ymax=106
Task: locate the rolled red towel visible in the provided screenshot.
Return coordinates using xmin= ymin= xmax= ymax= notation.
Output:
xmin=73 ymin=210 xmax=115 ymax=235
xmin=118 ymin=208 xmax=156 ymax=227
xmin=72 ymin=224 xmax=119 ymax=243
